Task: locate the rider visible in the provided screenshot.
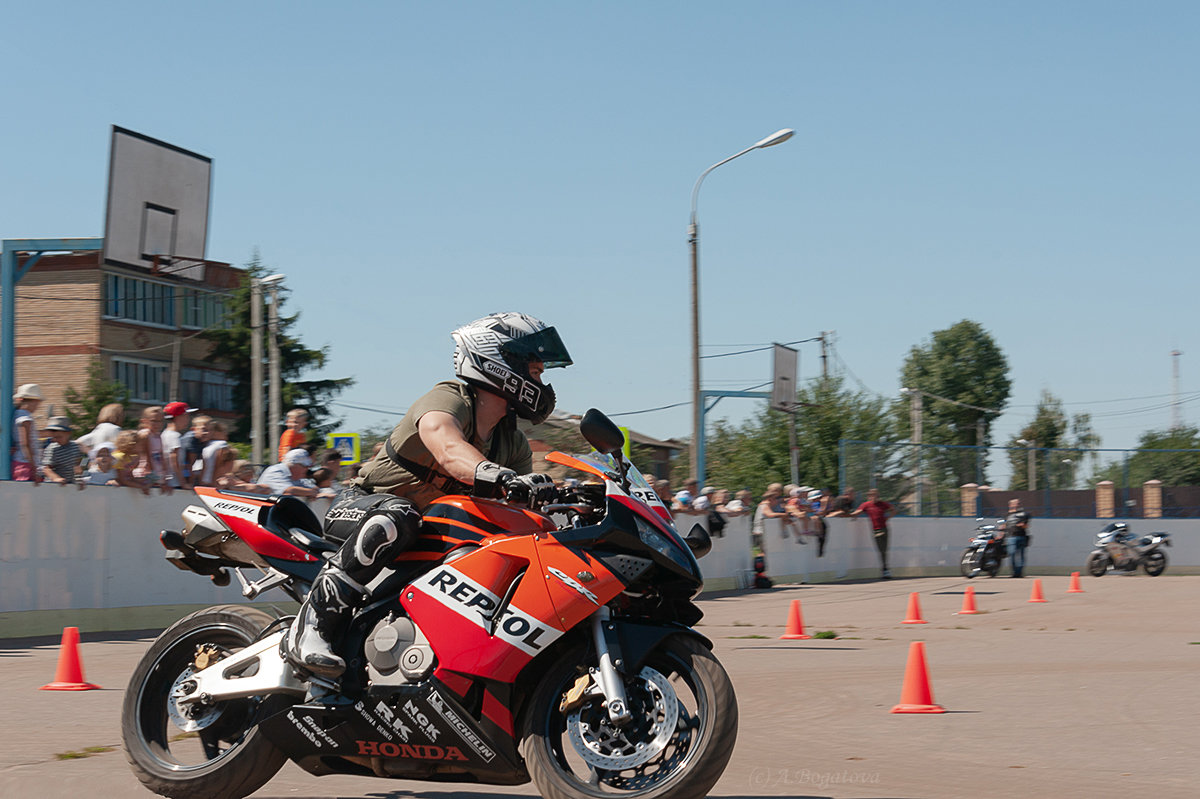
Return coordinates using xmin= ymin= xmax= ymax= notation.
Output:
xmin=285 ymin=312 xmax=572 ymax=679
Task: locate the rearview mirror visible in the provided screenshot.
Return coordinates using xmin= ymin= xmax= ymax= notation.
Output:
xmin=580 ymin=408 xmax=625 ymax=455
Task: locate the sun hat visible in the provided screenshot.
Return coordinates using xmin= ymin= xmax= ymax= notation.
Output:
xmin=43 ymin=416 xmax=72 ymax=432
xmin=13 ymin=383 xmax=42 ymax=402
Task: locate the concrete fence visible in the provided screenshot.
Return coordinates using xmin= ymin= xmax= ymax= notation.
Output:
xmin=2 ymin=484 xmax=1196 ymax=637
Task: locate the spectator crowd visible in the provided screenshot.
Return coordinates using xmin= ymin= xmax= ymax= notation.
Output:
xmin=8 ymin=384 xmax=345 ymax=500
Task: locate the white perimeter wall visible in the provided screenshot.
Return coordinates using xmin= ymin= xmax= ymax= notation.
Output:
xmin=1 ymin=483 xmax=1196 ymax=637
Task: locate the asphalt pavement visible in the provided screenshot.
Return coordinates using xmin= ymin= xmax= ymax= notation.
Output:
xmin=2 ymin=573 xmax=1197 ymax=798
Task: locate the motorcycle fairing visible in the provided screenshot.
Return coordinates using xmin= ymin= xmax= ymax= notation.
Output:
xmin=259 ymin=681 xmax=527 ymax=784
xmin=193 ymin=487 xmax=319 ymax=563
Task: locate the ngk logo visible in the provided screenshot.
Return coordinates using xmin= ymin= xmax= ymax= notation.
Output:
xmin=402 ymin=699 xmax=440 ymax=742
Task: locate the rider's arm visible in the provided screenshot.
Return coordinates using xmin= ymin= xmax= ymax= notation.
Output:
xmin=417 ymin=410 xmax=489 ymax=484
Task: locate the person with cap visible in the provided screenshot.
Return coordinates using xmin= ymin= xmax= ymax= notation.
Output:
xmin=285 ymin=312 xmax=572 ymax=680
xmin=258 ymin=448 xmax=320 ymax=497
xmin=40 ymin=416 xmax=82 ymax=485
xmin=11 ymin=384 xmax=43 ymax=482
xmin=162 ymin=402 xmax=197 ymax=489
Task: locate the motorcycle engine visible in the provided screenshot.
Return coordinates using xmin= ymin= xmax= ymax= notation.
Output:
xmin=364 ymin=614 xmax=435 ymax=687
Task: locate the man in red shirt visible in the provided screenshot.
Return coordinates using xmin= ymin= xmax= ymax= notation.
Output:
xmin=851 ymin=487 xmax=894 ymax=579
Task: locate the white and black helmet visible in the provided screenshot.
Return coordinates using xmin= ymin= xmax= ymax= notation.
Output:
xmin=451 ymin=312 xmax=572 ymax=425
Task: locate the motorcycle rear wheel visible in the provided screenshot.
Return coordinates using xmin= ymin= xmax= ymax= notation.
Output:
xmin=1086 ymin=552 xmax=1109 ymax=578
xmin=520 ymin=635 xmax=737 ymax=799
xmin=121 ymin=605 xmax=290 ymax=799
xmin=1143 ymin=550 xmax=1167 ymax=576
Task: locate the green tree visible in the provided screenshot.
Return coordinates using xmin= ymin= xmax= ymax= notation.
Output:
xmin=701 ymin=375 xmax=893 ymax=497
xmin=203 ymin=252 xmax=354 ymax=442
xmin=62 ymin=358 xmax=131 ymax=432
xmin=1094 ymin=426 xmax=1200 ymax=488
xmin=1006 ymin=390 xmax=1100 ymax=490
xmin=897 ymin=320 xmax=1011 ymax=487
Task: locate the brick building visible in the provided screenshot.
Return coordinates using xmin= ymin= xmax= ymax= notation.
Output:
xmin=11 ymin=250 xmax=242 ymax=426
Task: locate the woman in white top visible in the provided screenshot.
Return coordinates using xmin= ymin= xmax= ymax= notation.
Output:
xmin=75 ymin=403 xmax=125 ymax=457
xmin=196 ymin=421 xmax=235 ymax=487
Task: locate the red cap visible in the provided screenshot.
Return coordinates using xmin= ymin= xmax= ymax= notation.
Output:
xmin=164 ymin=401 xmax=198 ymax=418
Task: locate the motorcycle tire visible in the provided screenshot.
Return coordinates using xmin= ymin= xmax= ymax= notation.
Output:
xmin=122 ymin=605 xmax=291 ymax=799
xmin=1143 ymin=550 xmax=1167 ymax=577
xmin=520 ymin=635 xmax=738 ymax=799
xmin=959 ymin=549 xmax=978 ymax=578
xmin=985 ymin=559 xmax=1001 ymax=578
xmin=1086 ymin=552 xmax=1109 ymax=578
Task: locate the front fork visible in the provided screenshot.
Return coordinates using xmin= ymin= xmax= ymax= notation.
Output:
xmin=590 ymin=606 xmax=633 ymax=726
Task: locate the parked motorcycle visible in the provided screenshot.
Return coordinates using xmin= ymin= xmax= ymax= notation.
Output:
xmin=122 ymin=409 xmax=736 ymax=799
xmin=959 ymin=519 xmax=1007 ymax=578
xmin=1086 ymin=522 xmax=1171 ymax=577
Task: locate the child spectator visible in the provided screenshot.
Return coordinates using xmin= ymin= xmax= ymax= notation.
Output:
xmin=113 ymin=430 xmax=149 ymax=494
xmin=218 ymin=459 xmax=271 ymax=494
xmin=311 ymin=467 xmax=339 ymax=498
xmin=86 ymin=442 xmax=120 ymax=486
xmin=132 ymin=406 xmax=174 ymax=495
xmin=11 ymin=383 xmax=43 ymax=482
xmin=40 ymin=416 xmax=82 ymax=485
xmin=277 ymin=408 xmax=309 ymax=462
xmin=162 ymin=401 xmax=197 ymax=489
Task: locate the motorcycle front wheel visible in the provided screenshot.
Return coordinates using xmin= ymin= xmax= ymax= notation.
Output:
xmin=1143 ymin=550 xmax=1167 ymax=576
xmin=520 ymin=635 xmax=737 ymax=799
xmin=959 ymin=549 xmax=978 ymax=578
xmin=1086 ymin=552 xmax=1109 ymax=577
xmin=121 ymin=605 xmax=290 ymax=799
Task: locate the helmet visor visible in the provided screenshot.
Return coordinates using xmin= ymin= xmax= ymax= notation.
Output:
xmin=502 ymin=326 xmax=573 ymax=369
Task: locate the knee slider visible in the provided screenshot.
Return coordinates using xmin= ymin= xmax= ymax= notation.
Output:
xmin=352 ymin=505 xmax=419 ymax=566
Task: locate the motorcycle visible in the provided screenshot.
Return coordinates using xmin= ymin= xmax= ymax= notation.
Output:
xmin=121 ymin=409 xmax=737 ymax=799
xmin=1085 ymin=522 xmax=1171 ymax=577
xmin=959 ymin=519 xmax=1006 ymax=578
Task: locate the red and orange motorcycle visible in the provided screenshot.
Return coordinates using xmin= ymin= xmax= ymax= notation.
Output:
xmin=121 ymin=409 xmax=736 ymax=799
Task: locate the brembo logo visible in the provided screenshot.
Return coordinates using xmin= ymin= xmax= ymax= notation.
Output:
xmin=413 ymin=566 xmax=562 ymax=657
xmin=355 ymin=740 xmax=468 ymax=760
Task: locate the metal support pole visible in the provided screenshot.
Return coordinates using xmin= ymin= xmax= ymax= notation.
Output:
xmin=268 ymin=285 xmax=282 ymax=460
xmin=250 ymin=279 xmax=264 ymax=466
xmin=788 ymin=409 xmax=799 ymax=487
xmin=689 ymin=222 xmax=702 ymax=486
xmin=911 ymin=390 xmax=923 ymax=515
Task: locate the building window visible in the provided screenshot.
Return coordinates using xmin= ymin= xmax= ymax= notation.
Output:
xmin=104 ymin=274 xmax=176 ymax=327
xmin=181 ymin=366 xmax=236 ymax=412
xmin=112 ymin=357 xmax=169 ymax=404
xmin=181 ymin=288 xmax=231 ymax=330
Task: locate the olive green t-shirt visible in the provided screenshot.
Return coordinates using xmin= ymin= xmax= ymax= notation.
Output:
xmin=353 ymin=381 xmax=532 ymax=509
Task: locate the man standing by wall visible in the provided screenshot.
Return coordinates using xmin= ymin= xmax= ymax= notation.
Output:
xmin=851 ymin=488 xmax=893 ymax=580
xmin=1005 ymin=498 xmax=1031 ymax=578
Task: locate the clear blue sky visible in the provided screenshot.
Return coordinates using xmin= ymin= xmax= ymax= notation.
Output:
xmin=5 ymin=2 xmax=1198 ymax=480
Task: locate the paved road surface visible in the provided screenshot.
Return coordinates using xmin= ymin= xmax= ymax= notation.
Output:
xmin=2 ymin=574 xmax=1196 ymax=798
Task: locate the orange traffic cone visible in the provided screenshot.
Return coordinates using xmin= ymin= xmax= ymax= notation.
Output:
xmin=890 ymin=641 xmax=945 ymax=713
xmin=955 ymin=585 xmax=979 ymax=615
xmin=39 ymin=627 xmax=100 ymax=691
xmin=1067 ymin=571 xmax=1085 ymax=593
xmin=780 ymin=599 xmax=812 ymax=640
xmin=901 ymin=592 xmax=928 ymax=624
xmin=1028 ymin=578 xmax=1048 ymax=603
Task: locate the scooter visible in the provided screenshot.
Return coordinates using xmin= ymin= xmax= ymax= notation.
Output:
xmin=1086 ymin=522 xmax=1170 ymax=576
xmin=959 ymin=519 xmax=1006 ymax=578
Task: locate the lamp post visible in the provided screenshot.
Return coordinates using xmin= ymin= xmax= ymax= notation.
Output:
xmin=900 ymin=387 xmax=924 ymax=513
xmin=1062 ymin=458 xmax=1074 ymax=490
xmin=251 ymin=273 xmax=285 ymax=466
xmin=1018 ymin=438 xmax=1037 ymax=490
xmin=688 ymin=128 xmax=794 ymax=484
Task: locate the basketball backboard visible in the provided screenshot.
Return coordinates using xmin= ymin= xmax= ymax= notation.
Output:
xmin=771 ymin=343 xmax=798 ymax=412
xmin=103 ymin=126 xmax=211 ymax=280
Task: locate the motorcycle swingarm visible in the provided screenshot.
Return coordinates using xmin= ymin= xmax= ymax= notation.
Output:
xmin=177 ymin=631 xmax=307 ymax=705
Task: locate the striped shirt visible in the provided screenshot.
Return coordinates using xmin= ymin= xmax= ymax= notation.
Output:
xmin=42 ymin=441 xmax=82 ymax=483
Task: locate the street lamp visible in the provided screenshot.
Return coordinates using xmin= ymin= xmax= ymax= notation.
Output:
xmin=1062 ymin=458 xmax=1074 ymax=490
xmin=900 ymin=387 xmax=924 ymax=513
xmin=1017 ymin=438 xmax=1037 ymax=490
xmin=689 ymin=128 xmax=794 ymax=483
xmin=251 ymin=273 xmax=285 ymax=466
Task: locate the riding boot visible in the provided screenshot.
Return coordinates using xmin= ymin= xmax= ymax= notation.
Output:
xmin=285 ymin=566 xmax=368 ymax=679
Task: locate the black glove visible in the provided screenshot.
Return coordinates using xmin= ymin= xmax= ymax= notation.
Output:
xmin=474 ymin=461 xmax=517 ymax=499
xmin=501 ymin=472 xmax=557 ymax=507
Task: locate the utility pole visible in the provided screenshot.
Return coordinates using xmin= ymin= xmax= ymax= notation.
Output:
xmin=1171 ymin=349 xmax=1183 ymax=430
xmin=819 ymin=332 xmax=829 ymax=378
xmin=268 ymin=284 xmax=282 ymax=459
xmin=250 ymin=278 xmax=264 ymax=466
